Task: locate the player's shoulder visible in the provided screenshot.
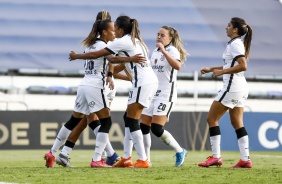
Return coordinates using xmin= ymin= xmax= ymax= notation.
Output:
xmin=229 ymin=37 xmax=243 ymax=47
xmin=166 ymin=44 xmax=178 ymax=52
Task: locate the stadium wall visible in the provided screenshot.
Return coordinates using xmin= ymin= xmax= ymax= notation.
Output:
xmin=0 ymin=111 xmax=281 ymax=151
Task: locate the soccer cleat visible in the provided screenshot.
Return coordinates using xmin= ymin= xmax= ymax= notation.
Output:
xmin=106 ymin=152 xmax=121 ymax=166
xmin=174 ymin=148 xmax=188 ymax=167
xmin=112 ymin=156 xmax=134 ymax=168
xmin=231 ymin=159 xmax=252 ymax=168
xmin=90 ymin=159 xmax=112 ymax=168
xmin=198 ymin=156 xmax=223 ymax=167
xmin=44 ymin=151 xmax=55 ymax=168
xmin=133 ymin=159 xmax=150 ymax=168
xmin=56 ymin=153 xmax=73 ymax=168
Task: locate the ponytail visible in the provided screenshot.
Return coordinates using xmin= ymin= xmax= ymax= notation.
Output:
xmin=81 ymin=20 xmax=101 ymax=47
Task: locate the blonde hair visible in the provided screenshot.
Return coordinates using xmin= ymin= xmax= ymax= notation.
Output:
xmin=81 ymin=10 xmax=111 ymax=47
xmin=161 ymin=26 xmax=188 ymax=63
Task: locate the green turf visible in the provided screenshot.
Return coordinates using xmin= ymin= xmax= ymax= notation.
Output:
xmin=0 ymin=150 xmax=281 ymax=184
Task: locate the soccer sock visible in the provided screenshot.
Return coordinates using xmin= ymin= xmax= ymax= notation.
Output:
xmin=131 ymin=130 xmax=147 ymax=161
xmin=160 ymin=130 xmax=183 ymax=153
xmin=143 ymin=133 xmax=151 ymax=162
xmin=93 ymin=132 xmax=108 ymax=161
xmin=51 ymin=126 xmax=71 ymax=156
xmin=236 ymin=127 xmax=250 ymax=161
xmin=209 ymin=126 xmax=221 ymax=158
xmin=123 ymin=127 xmax=133 ymax=158
xmin=92 ymin=125 xmax=114 ymax=157
xmin=127 ymin=117 xmax=147 ymax=161
xmin=60 ymin=140 xmax=75 ymax=157
xmin=140 ymin=123 xmax=151 ymax=162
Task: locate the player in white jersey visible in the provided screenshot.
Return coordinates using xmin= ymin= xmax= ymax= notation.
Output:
xmin=198 ymin=17 xmax=253 ymax=168
xmin=69 ymin=15 xmax=158 ymax=168
xmin=140 ymin=26 xmax=188 ymax=167
xmin=44 ymin=10 xmax=114 ymax=168
xmin=44 ymin=17 xmax=140 ymax=168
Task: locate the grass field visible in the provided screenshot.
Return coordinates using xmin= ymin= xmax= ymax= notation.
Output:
xmin=0 ymin=150 xmax=281 ymax=184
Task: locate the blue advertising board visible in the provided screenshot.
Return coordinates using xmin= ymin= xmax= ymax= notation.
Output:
xmin=220 ymin=112 xmax=282 ymax=151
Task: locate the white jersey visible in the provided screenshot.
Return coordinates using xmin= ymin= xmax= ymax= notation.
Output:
xmin=79 ymin=39 xmax=108 ymax=89
xmin=105 ymin=34 xmax=158 ymax=87
xmin=222 ymin=37 xmax=248 ymax=92
xmin=150 ymin=44 xmax=180 ymax=102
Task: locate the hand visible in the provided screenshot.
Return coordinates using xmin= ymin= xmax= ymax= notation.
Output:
xmin=212 ymin=69 xmax=223 ymax=78
xmin=200 ymin=67 xmax=212 ymax=75
xmin=69 ymin=51 xmax=76 ymax=61
xmin=106 ymin=76 xmax=114 ymax=90
xmin=131 ymin=54 xmax=146 ymax=63
xmin=156 ymin=42 xmax=165 ymax=53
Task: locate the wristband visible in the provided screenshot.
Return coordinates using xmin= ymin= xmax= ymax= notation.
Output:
xmin=107 ymin=71 xmax=113 ymax=77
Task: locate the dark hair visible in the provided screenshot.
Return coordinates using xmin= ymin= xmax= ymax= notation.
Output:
xmin=231 ymin=17 xmax=252 ymax=59
xmin=81 ymin=19 xmax=112 ymax=47
xmin=115 ymin=15 xmax=148 ymax=51
xmin=96 ymin=10 xmax=111 ymax=21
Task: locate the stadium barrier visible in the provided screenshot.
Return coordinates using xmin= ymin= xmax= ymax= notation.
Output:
xmin=0 ymin=111 xmax=281 ymax=151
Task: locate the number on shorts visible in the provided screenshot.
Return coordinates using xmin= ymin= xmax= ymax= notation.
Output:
xmin=158 ymin=103 xmax=166 ymax=111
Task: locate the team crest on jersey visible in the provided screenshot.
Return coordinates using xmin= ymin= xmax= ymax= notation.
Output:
xmin=160 ymin=55 xmax=165 ymax=61
xmin=154 ymin=58 xmax=158 ymax=64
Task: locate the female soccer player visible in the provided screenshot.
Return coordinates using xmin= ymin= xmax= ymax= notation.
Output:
xmin=44 ymin=17 xmax=140 ymax=168
xmin=198 ymin=17 xmax=253 ymax=168
xmin=69 ymin=15 xmax=158 ymax=168
xmin=139 ymin=26 xmax=188 ymax=167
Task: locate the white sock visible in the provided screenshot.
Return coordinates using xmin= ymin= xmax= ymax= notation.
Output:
xmin=160 ymin=130 xmax=182 ymax=153
xmin=143 ymin=133 xmax=151 ymax=162
xmin=61 ymin=146 xmax=72 ymax=157
xmin=51 ymin=126 xmax=71 ymax=156
xmin=210 ymin=135 xmax=221 ymax=158
xmin=93 ymin=125 xmax=114 ymax=157
xmin=131 ymin=130 xmax=147 ymax=161
xmin=123 ymin=127 xmax=133 ymax=159
xmin=92 ymin=132 xmax=108 ymax=161
xmin=238 ymin=135 xmax=250 ymax=161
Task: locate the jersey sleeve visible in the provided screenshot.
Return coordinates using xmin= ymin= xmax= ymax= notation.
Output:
xmin=230 ymin=41 xmax=245 ymax=58
xmin=105 ymin=38 xmax=128 ymax=55
xmin=168 ymin=46 xmax=181 ymax=61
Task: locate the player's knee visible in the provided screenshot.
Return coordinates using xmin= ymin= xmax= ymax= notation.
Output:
xmin=88 ymin=120 xmax=101 ymax=131
xmin=140 ymin=123 xmax=150 ymax=134
xmin=126 ymin=117 xmax=140 ymax=132
xmin=151 ymin=123 xmax=164 ymax=137
xmin=98 ymin=117 xmax=112 ymax=133
xmin=64 ymin=115 xmax=82 ymax=130
xmin=123 ymin=111 xmax=128 ymax=125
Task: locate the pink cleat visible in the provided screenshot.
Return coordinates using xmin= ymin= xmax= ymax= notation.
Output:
xmin=198 ymin=156 xmax=223 ymax=167
xmin=231 ymin=159 xmax=252 ymax=168
xmin=44 ymin=151 xmax=55 ymax=168
xmin=90 ymin=159 xmax=112 ymax=168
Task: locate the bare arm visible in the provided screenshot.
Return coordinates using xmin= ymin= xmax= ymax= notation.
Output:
xmin=200 ymin=66 xmax=223 ymax=75
xmin=105 ymin=54 xmax=146 ymax=64
xmin=113 ymin=73 xmax=131 ymax=81
xmin=69 ymin=49 xmax=111 ymax=61
xmin=113 ymin=64 xmax=132 ymax=81
xmin=157 ymin=42 xmax=181 ymax=70
xmin=213 ymin=57 xmax=247 ymax=77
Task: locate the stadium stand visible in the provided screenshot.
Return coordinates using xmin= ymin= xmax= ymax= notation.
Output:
xmin=0 ymin=0 xmax=282 ymax=111
xmin=0 ymin=0 xmax=282 ymax=77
